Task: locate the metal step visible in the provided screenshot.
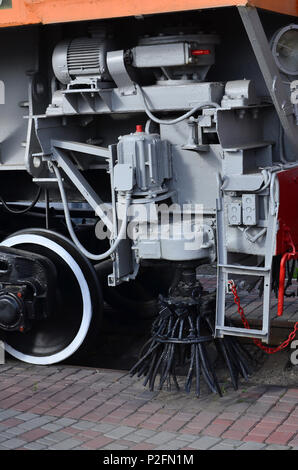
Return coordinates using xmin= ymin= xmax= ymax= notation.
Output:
xmin=218 ymin=264 xmax=270 ymax=276
xmin=215 ymin=325 xmax=268 ymax=340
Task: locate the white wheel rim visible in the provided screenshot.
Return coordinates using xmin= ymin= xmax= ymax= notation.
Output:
xmin=1 ymin=234 xmax=92 ymax=365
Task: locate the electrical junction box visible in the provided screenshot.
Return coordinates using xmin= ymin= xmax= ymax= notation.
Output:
xmin=242 ymin=193 xmax=257 ymax=226
xmin=227 ymin=202 xmax=242 ymax=225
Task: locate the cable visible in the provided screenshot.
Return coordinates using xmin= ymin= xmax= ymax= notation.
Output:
xmin=256 ymin=169 xmax=271 ymax=193
xmin=244 ymin=227 xmax=267 ymax=244
xmin=136 ymin=84 xmax=219 ymax=125
xmin=145 ymin=119 xmax=153 ymax=134
xmin=53 ymin=165 xmax=131 ymax=261
xmin=0 ymin=186 xmax=42 ymax=215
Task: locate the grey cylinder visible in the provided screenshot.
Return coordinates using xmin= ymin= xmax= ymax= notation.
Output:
xmin=117 ymin=129 xmax=172 ymax=196
xmin=52 ymin=37 xmax=112 ymax=85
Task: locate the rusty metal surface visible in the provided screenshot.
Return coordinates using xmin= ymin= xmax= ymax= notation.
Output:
xmin=0 ymin=0 xmax=296 ymax=29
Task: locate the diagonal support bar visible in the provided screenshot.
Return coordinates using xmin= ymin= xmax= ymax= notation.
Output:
xmin=238 ymin=6 xmax=298 ymax=149
xmin=51 ymin=145 xmax=113 ymax=232
xmin=51 ymin=139 xmax=111 ymax=159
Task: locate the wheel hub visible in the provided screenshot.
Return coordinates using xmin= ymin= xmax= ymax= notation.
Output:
xmin=0 ymin=292 xmax=24 ymax=331
xmin=0 ymin=246 xmax=57 ymax=334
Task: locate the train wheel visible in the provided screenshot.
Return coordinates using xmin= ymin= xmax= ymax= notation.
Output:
xmin=0 ymin=229 xmax=103 ymax=365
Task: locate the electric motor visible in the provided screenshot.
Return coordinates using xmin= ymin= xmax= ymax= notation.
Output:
xmin=116 ymin=126 xmax=172 ymax=196
xmin=52 ymin=37 xmax=114 ymax=85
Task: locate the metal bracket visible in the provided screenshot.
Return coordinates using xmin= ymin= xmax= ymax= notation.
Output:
xmin=51 ymin=141 xmax=113 ymax=231
xmin=107 ymin=50 xmax=136 ymax=96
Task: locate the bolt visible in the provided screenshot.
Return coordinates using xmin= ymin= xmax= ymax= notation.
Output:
xmin=33 ymin=156 xmax=41 ymax=168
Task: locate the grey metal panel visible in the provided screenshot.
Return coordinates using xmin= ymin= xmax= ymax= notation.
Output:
xmin=222 ymin=174 xmax=264 ymax=191
xmin=160 ymin=120 xmax=222 ymax=210
xmin=132 ymin=43 xmax=188 ymax=68
xmin=217 ymin=106 xmax=273 ymax=150
xmin=168 ymin=143 xmax=222 ymax=210
xmin=0 ymin=28 xmax=39 ymax=168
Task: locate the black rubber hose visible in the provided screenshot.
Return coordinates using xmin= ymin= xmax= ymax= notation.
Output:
xmin=0 ymin=186 xmax=42 ymax=215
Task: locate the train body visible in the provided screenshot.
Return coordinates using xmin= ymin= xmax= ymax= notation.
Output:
xmin=0 ymin=0 xmax=297 ymax=393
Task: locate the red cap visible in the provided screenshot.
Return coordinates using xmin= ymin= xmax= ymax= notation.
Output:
xmin=136 ymin=125 xmax=143 ymax=133
xmin=191 ymin=49 xmax=211 ymax=56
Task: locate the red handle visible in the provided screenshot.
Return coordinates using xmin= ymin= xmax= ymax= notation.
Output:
xmin=277 ymin=251 xmax=298 ymax=317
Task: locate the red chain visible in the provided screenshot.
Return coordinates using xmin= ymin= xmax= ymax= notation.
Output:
xmin=229 ymin=281 xmax=298 ymax=354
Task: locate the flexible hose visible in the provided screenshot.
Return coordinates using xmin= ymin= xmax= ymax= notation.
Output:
xmin=53 ymin=165 xmax=131 ymax=261
xmin=136 ymin=84 xmax=219 ymax=125
xmin=0 ymin=186 xmax=42 ymax=214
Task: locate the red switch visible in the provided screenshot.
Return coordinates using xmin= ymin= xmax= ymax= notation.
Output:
xmin=136 ymin=125 xmax=143 ymax=133
xmin=191 ymin=49 xmax=211 ymax=56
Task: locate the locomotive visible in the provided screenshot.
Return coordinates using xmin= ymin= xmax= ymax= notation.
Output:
xmin=0 ymin=0 xmax=297 ymax=395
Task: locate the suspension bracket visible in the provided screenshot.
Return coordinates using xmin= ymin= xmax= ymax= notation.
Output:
xmin=0 ymin=246 xmax=57 ymax=332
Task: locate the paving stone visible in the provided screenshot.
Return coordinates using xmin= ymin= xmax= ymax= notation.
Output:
xmin=44 ymin=431 xmax=72 ymax=442
xmin=211 ymin=443 xmax=239 ymax=450
xmin=176 ymin=434 xmax=198 ymax=443
xmin=265 ymin=444 xmax=292 ymax=450
xmin=238 ymin=441 xmax=267 ymax=450
xmin=18 ymin=416 xmax=55 ymax=430
xmin=132 ymin=428 xmax=156 ymax=438
xmin=124 ymin=432 xmax=146 ymax=443
xmin=155 ymin=439 xmax=184 ymax=450
xmin=145 ymin=431 xmax=178 ymax=445
xmin=41 ymin=423 xmax=66 ymax=432
xmin=24 ymin=442 xmax=48 ymax=450
xmin=82 ymin=435 xmax=113 ymax=449
xmin=124 ymin=428 xmax=156 ymax=443
xmin=219 ymin=439 xmax=243 ymax=448
xmin=54 ymin=418 xmax=77 ymax=426
xmin=0 ymin=410 xmax=20 ymax=420
xmin=104 ymin=426 xmax=136 ymax=439
xmin=48 ymin=438 xmax=83 ymax=450
xmin=90 ymin=423 xmax=117 ymax=433
xmin=33 ymin=437 xmax=55 ymax=446
xmin=102 ymin=443 xmax=130 ymax=450
xmin=188 ymin=436 xmax=221 ymax=450
xmin=17 ymin=412 xmax=39 ymax=421
xmin=0 ymin=434 xmax=9 ymax=444
xmin=4 ymin=426 xmax=27 ymax=436
xmin=209 ymin=439 xmax=244 ymax=450
xmin=1 ymin=438 xmax=27 ymax=449
xmin=73 ymin=421 xmax=97 ymax=430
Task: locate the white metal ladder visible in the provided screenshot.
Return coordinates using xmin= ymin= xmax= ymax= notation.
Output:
xmin=215 ymin=188 xmax=278 ymax=343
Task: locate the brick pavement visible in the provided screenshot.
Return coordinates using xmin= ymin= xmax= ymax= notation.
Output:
xmin=0 ymin=276 xmax=297 ymax=451
xmin=0 ymin=358 xmax=297 ymax=450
